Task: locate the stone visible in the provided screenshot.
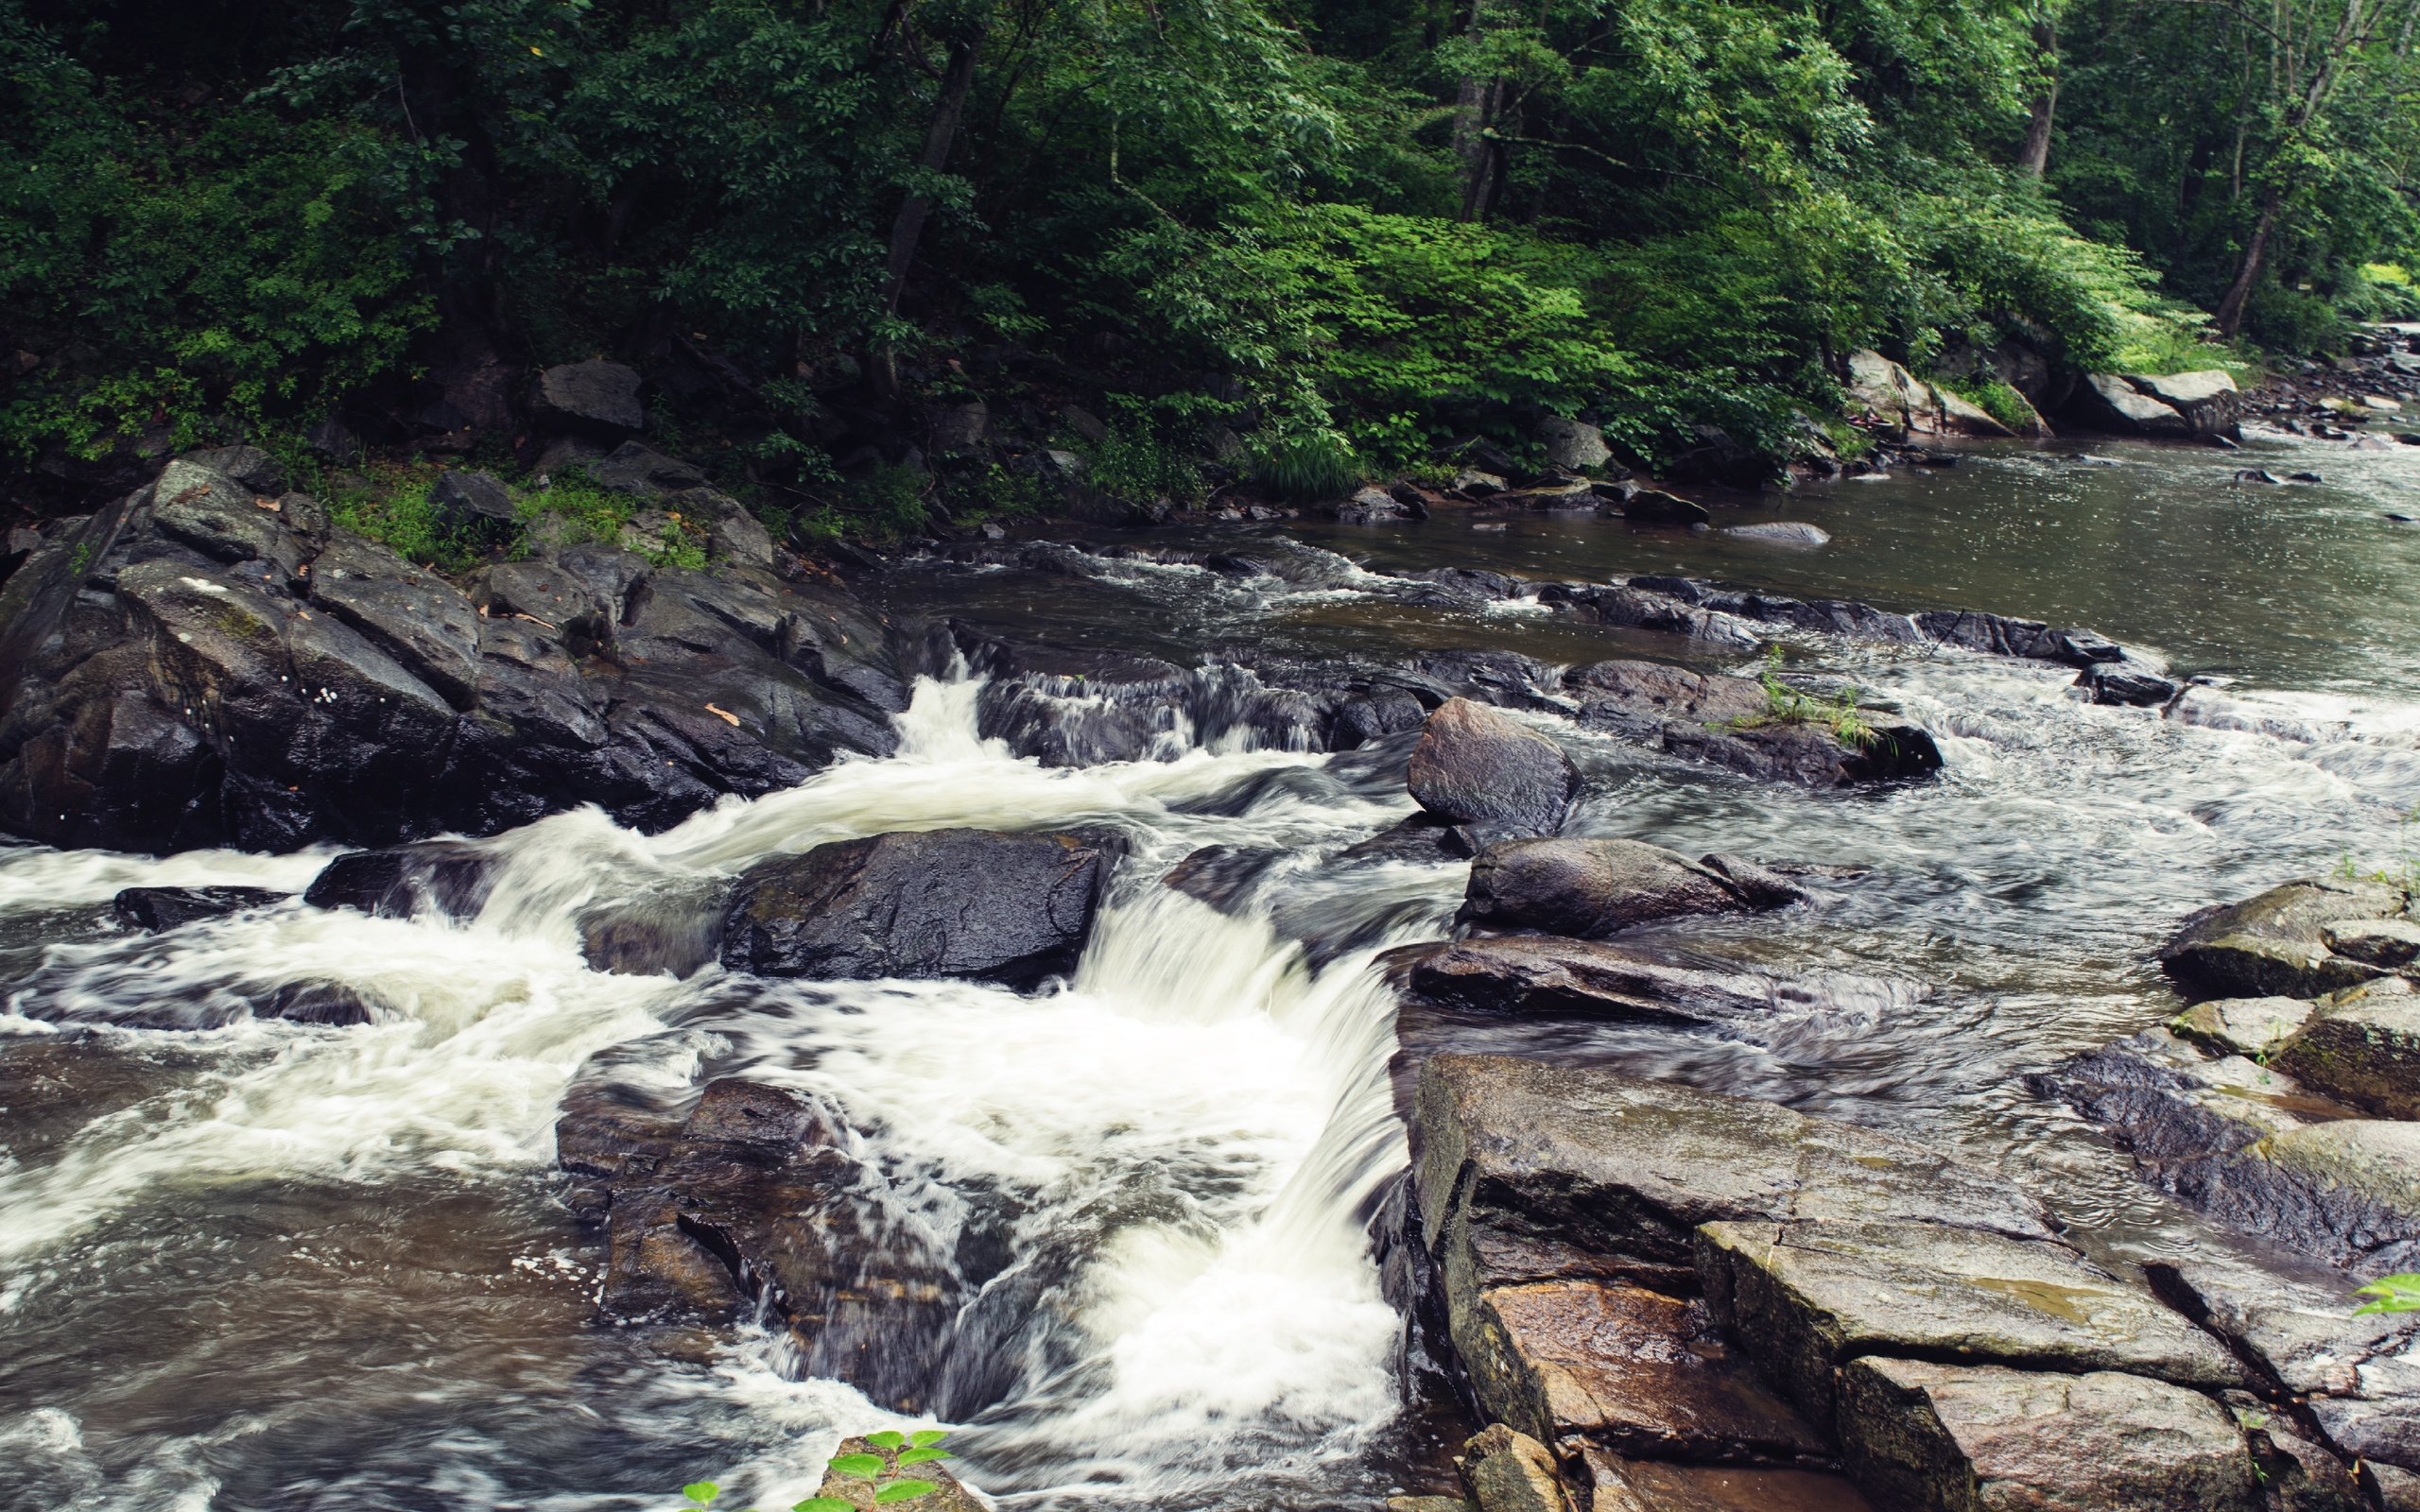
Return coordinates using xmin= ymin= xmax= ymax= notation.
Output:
xmin=1700 ymin=853 xmax=1813 ymax=908
xmin=529 ymin=359 xmax=646 ymax=436
xmin=112 ymin=885 xmax=287 ymax=932
xmin=1934 ymin=387 xmax=2016 ymax=438
xmin=588 ymin=440 xmax=711 ymax=496
xmin=2325 ymin=917 xmax=2420 ymax=968
xmin=303 ymin=841 xmax=497 ymax=921
xmin=1567 ymin=660 xmax=1767 ymax=736
xmin=1460 ymin=836 xmax=1752 ymax=936
xmin=1619 ymin=488 xmax=1713 ymax=527
xmin=308 ymin=532 xmax=484 ymax=709
xmin=1580 ymin=1452 xmax=1876 ymax=1512
xmin=1407 ymin=698 xmax=1580 ymax=837
xmin=429 ymin=470 xmax=517 ymax=537
xmin=2130 ymin=369 xmax=2244 ymax=438
xmin=2065 ymin=372 xmax=2193 ymax=438
xmin=1536 ymin=416 xmax=1614 ymax=472
xmin=2169 ymin=995 xmax=2312 ymax=1058
xmin=2274 ymin=989 xmax=2420 ymax=1117
xmin=1724 ymin=522 xmax=1831 ymax=546
xmin=2159 ymin=878 xmax=2406 ymax=1000
xmin=2367 ymin=1461 xmax=2420 ymax=1510
xmin=2242 ymin=1421 xmax=2365 ymax=1512
xmin=1339 ymin=485 xmax=1423 ymax=524
xmin=179 ymin=445 xmax=285 ymax=494
xmin=1460 ymin=1424 xmax=1572 ymax=1512
xmin=1836 ymin=1359 xmax=2259 ymax=1512
xmin=1661 ymin=719 xmax=1945 ymax=789
xmin=1695 ymin=1218 xmax=2243 ymax=1420
xmin=928 ymin=398 xmax=989 ymax=454
xmin=807 ymin=1436 xmax=987 ymax=1512
xmin=719 ymin=827 xmax=1117 ymax=988
xmin=1385 ymin=936 xmax=1822 ymax=1025
xmin=1461 ymin=1278 xmax=1829 ymax=1461
xmin=2076 ymin=660 xmax=2181 ymax=706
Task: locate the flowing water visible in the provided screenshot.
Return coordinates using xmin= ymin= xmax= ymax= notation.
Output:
xmin=6 ymin=429 xmax=2420 ymax=1510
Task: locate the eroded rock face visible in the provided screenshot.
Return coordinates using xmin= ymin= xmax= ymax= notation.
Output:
xmin=2064 ymin=372 xmax=2194 ymax=438
xmin=719 ymin=827 xmax=1117 ymax=987
xmin=2275 ymin=988 xmax=2420 ymax=1117
xmin=2159 ymin=878 xmax=2407 ymax=1000
xmin=1407 ymin=698 xmax=1580 ymax=837
xmin=1461 ymin=837 xmax=1753 ymax=936
xmin=0 ymin=456 xmax=911 ymax=851
xmin=1837 ymin=1359 xmax=2259 ymax=1512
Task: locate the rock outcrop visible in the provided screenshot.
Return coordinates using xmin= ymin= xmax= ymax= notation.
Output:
xmin=2159 ymin=877 xmax=2409 ymax=1000
xmin=2060 ymin=369 xmax=2243 ymax=440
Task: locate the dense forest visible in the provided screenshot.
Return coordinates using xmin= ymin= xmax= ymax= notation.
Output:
xmin=6 ymin=0 xmax=2420 ymax=531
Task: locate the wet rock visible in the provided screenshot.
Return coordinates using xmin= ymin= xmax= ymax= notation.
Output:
xmin=590 ymin=441 xmax=712 ymax=496
xmin=1662 ymin=719 xmax=1945 ymax=789
xmin=1339 ymin=485 xmax=1425 ymax=524
xmin=530 ymin=359 xmax=646 ymax=437
xmin=112 ymin=885 xmax=287 ymax=931
xmin=719 ymin=827 xmax=1116 ymax=988
xmin=2273 ymin=989 xmax=2420 ymax=1117
xmin=180 ymin=445 xmax=286 ymax=494
xmin=1911 ymin=610 xmax=2123 ymax=667
xmin=2046 ymin=1028 xmax=2420 ymax=1271
xmin=307 ymin=532 xmax=484 ymax=709
xmin=1699 ymin=853 xmax=1812 ymax=908
xmin=2131 ymin=370 xmax=2245 ymax=438
xmin=1465 ymin=1279 xmax=1829 ymax=1461
xmin=429 ymin=470 xmax=516 ymax=538
xmin=1384 ymin=936 xmax=1813 ymax=1025
xmin=809 ymin=1435 xmax=987 ymax=1512
xmin=2077 ymin=659 xmax=2182 ymax=706
xmin=2325 ymin=917 xmax=2420 ymax=968
xmin=1580 ymin=1452 xmax=1876 ymax=1512
xmin=1696 ymin=1218 xmax=2243 ymax=1420
xmin=1836 ymin=1359 xmax=2259 ymax=1512
xmin=1461 ymin=1423 xmax=1573 ymax=1512
xmin=1617 ymin=489 xmax=1713 ymax=527
xmin=2065 ymin=373 xmax=2194 ymax=438
xmin=1723 ymin=523 xmax=1830 ymax=547
xmin=2370 ymin=1462 xmax=2420 ymax=1510
xmin=1548 ymin=583 xmax=1764 ymax=647
xmin=2159 ymin=877 xmax=2406 ymax=1000
xmin=579 ymin=880 xmax=730 ymax=978
xmin=2243 ymin=1421 xmax=2366 ymax=1512
xmin=1407 ymin=698 xmax=1579 ymax=837
xmin=2169 ymin=995 xmax=2313 ymax=1058
xmin=1460 ymin=837 xmax=1754 ymax=936
xmin=260 ymin=979 xmax=378 ymax=1025
xmin=1567 ymin=660 xmax=1765 ymax=737
xmin=302 ymin=840 xmax=496 ymax=920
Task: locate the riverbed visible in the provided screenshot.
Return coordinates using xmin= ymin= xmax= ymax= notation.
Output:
xmin=5 ymin=430 xmax=2418 ymax=1510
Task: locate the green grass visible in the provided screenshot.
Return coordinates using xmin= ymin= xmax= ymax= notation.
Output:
xmin=1725 ymin=647 xmax=1877 ymax=748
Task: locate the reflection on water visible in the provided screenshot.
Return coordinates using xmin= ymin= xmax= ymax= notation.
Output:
xmin=5 ymin=431 xmax=2420 ymax=1508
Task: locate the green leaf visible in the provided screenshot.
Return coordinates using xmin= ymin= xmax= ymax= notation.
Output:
xmin=908 ymin=1431 xmax=948 ymax=1449
xmin=873 ymin=1480 xmax=938 ymax=1503
xmin=866 ymin=1431 xmax=908 ymax=1452
xmin=2355 ymin=1274 xmax=2420 ymax=1315
xmin=896 ymin=1449 xmax=952 ymax=1466
xmin=829 ymin=1453 xmax=885 ymax=1480
xmin=683 ymin=1486 xmax=720 ymax=1509
xmin=792 ymin=1500 xmax=856 ymax=1512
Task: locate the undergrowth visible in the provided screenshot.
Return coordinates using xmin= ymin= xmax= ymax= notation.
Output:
xmin=1726 ymin=647 xmax=1877 ymax=748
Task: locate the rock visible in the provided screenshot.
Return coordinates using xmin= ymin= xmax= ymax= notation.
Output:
xmin=2046 ymin=1028 xmax=2420 ymax=1271
xmin=1390 ymin=1500 xmax=1478 ymax=1512
xmin=180 ymin=445 xmax=285 ymax=494
xmin=1568 ymin=660 xmax=1767 ymax=739
xmin=304 ymin=418 xmax=361 ymax=462
xmin=112 ymin=885 xmax=287 ymax=931
xmin=529 ymin=359 xmax=646 ymax=437
xmin=2236 ymin=468 xmax=2283 ymax=484
xmin=1911 ymin=610 xmax=2124 ymax=667
xmin=1461 ymin=1424 xmax=1573 ymax=1512
xmin=2242 ymin=1421 xmax=2365 ymax=1512
xmin=2325 ymin=918 xmax=2420 ymax=968
xmin=1536 ymin=416 xmax=1613 ymax=472
xmin=1460 ymin=837 xmax=1753 ymax=936
xmin=2076 ymin=660 xmax=2181 ymax=706
xmin=1407 ymin=698 xmax=1579 ymax=837
xmin=1619 ymin=489 xmax=1713 ymax=527
xmin=1464 ymin=1279 xmax=1829 ymax=1461
xmin=1551 ymin=584 xmax=1764 ymax=647
xmin=2160 ymin=878 xmax=2406 ymax=1000
xmin=2274 ymin=989 xmax=2420 ymax=1116
xmin=1339 ymin=485 xmax=1424 ymax=524
xmin=928 ymin=398 xmax=989 ymax=455
xmin=2169 ymin=995 xmax=2313 ymax=1058
xmin=718 ymin=827 xmax=1116 ymax=987
xmin=2130 ymin=370 xmax=2245 ymax=438
xmin=1836 ymin=1359 xmax=2260 ymax=1512
xmin=1696 ymin=1218 xmax=2243 ymax=1420
xmin=588 ymin=440 xmax=711 ymax=496
xmin=1661 ymin=719 xmax=1945 ymax=789
xmin=1935 ymin=386 xmax=2017 ymax=438
xmin=1580 ymin=1452 xmax=1876 ymax=1512
xmin=2372 ymin=1461 xmax=2420 ymax=1510
xmin=429 ymin=470 xmax=517 ymax=537
xmin=1723 ymin=523 xmax=1830 ymax=547
xmin=303 ymin=841 xmax=496 ymax=921
xmin=1060 ymin=404 xmax=1109 ymax=443
xmin=2064 ymin=373 xmax=2194 ymax=438
xmin=1384 ymin=936 xmax=1817 ymax=1025
xmin=307 ymin=534 xmax=485 ymax=711
xmin=1699 ymin=853 xmax=1812 ymax=908
xmin=807 ymin=1435 xmax=987 ymax=1512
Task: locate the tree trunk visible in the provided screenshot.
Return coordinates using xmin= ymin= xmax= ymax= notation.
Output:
xmin=872 ymin=25 xmax=987 ymax=398
xmin=2018 ymin=18 xmax=2057 ymax=178
xmin=2214 ymin=197 xmax=2281 ymax=337
xmin=1449 ymin=0 xmax=1496 ymax=220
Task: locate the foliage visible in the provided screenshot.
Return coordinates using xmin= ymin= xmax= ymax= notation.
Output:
xmin=1726 ymin=647 xmax=1878 ymax=749
xmin=2356 ymin=1274 xmax=2420 ymax=1316
xmin=678 ymin=1430 xmax=953 ymax=1512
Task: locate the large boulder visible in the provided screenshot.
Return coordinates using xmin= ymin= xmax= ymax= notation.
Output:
xmin=529 ymin=359 xmax=645 ymax=437
xmin=2274 ymin=988 xmax=2420 ymax=1117
xmin=1407 ymin=697 xmax=1580 ymax=839
xmin=1535 ymin=417 xmax=1614 ymax=472
xmin=718 ymin=827 xmax=1117 ymax=987
xmin=2159 ymin=878 xmax=2408 ymax=1000
xmin=2130 ymin=370 xmax=2243 ymax=438
xmin=1661 ymin=719 xmax=1945 ymax=789
xmin=2062 ymin=373 xmax=2193 ymax=438
xmin=1837 ymin=1359 xmax=2259 ymax=1512
xmin=1460 ymin=837 xmax=1754 ymax=936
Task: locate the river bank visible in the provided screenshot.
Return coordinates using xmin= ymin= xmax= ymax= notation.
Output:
xmin=6 ymin=424 xmax=2420 ymax=1510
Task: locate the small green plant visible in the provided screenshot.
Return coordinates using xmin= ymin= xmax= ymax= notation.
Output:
xmin=2356 ymin=1274 xmax=2420 ymax=1315
xmin=66 ymin=541 xmax=93 ymax=577
xmin=1245 ymin=423 xmax=1359 ymax=500
xmin=845 ymin=465 xmax=932 ymax=540
xmin=1725 ymin=646 xmax=1877 ymax=749
xmin=676 ymin=1430 xmax=952 ymax=1512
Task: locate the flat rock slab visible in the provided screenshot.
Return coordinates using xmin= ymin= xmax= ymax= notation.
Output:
xmin=1408 ymin=697 xmax=1580 ymax=835
xmin=1837 ymin=1359 xmax=2259 ymax=1512
xmin=1696 ymin=1219 xmax=2242 ymax=1419
xmin=2160 ymin=878 xmax=2406 ymax=1000
xmin=719 ymin=827 xmax=1116 ymax=988
xmin=2170 ymin=995 xmax=2313 ymax=1058
xmin=1462 ymin=1278 xmax=1829 ymax=1462
xmin=2275 ymin=986 xmax=2420 ymax=1117
xmin=1386 ymin=936 xmax=1847 ymax=1026
xmin=1581 ymin=1451 xmax=1876 ymax=1512
xmin=1460 ymin=836 xmax=1752 ymax=936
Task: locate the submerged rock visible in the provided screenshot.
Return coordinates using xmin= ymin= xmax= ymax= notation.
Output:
xmin=303 ymin=840 xmax=496 ymax=920
xmin=112 ymin=885 xmax=287 ymax=931
xmin=1407 ymin=697 xmax=1579 ymax=838
xmin=2076 ymin=659 xmax=2182 ymax=706
xmin=2169 ymin=994 xmax=2313 ymax=1058
xmin=719 ymin=827 xmax=1117 ymax=987
xmin=808 ymin=1435 xmax=988 ymax=1512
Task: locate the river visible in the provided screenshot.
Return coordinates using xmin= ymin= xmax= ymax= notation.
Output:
xmin=4 ymin=431 xmax=2418 ymax=1510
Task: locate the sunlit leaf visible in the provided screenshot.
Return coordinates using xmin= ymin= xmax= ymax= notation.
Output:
xmin=683 ymin=1485 xmax=720 ymax=1509
xmin=873 ymin=1480 xmax=938 ymax=1503
xmin=897 ymin=1449 xmax=952 ymax=1466
xmin=2355 ymin=1274 xmax=2420 ymax=1315
xmin=792 ymin=1500 xmax=856 ymax=1512
xmin=866 ymin=1431 xmax=908 ymax=1451
xmin=908 ymin=1431 xmax=948 ymax=1449
xmin=829 ymin=1453 xmax=885 ymax=1479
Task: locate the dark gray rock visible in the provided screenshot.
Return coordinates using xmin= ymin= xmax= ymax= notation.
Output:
xmin=307 ymin=532 xmax=483 ymax=709
xmin=1616 ymin=489 xmax=1713 ymax=527
xmin=1460 ymin=836 xmax=1753 ymax=936
xmin=2078 ymin=659 xmax=2182 ymax=706
xmin=719 ymin=827 xmax=1116 ymax=987
xmin=589 ymin=441 xmax=711 ymax=496
xmin=1699 ymin=853 xmax=1812 ymax=908
xmin=303 ymin=840 xmax=496 ymax=920
xmin=530 ymin=360 xmax=645 ymax=437
xmin=2063 ymin=372 xmax=2194 ymax=438
xmin=180 ymin=445 xmax=285 ymax=494
xmin=1662 ymin=718 xmax=1945 ymax=788
xmin=2275 ymin=988 xmax=2420 ymax=1118
xmin=2159 ymin=877 xmax=2406 ymax=1000
xmin=1407 ymin=697 xmax=1579 ymax=835
xmin=429 ymin=470 xmax=516 ymax=537
xmin=1722 ymin=522 xmax=1830 ymax=547
xmin=112 ymin=885 xmax=287 ymax=931
xmin=1384 ymin=936 xmax=1811 ymax=1025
